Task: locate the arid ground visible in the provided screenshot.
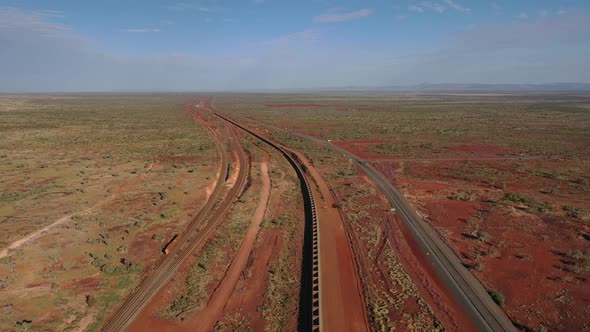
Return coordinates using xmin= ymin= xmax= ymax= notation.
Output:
xmin=1 ymin=92 xmax=589 ymax=332
xmin=216 ymin=92 xmax=590 ymax=331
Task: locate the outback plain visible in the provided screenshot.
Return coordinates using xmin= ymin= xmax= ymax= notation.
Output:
xmin=0 ymin=92 xmax=589 ymax=332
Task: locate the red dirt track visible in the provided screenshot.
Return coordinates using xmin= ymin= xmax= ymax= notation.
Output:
xmin=264 ymin=104 xmax=340 ymax=108
xmin=104 ymin=101 xmax=250 ymax=332
xmin=220 ymin=114 xmax=371 ymax=331
xmin=288 ymin=148 xmax=370 ymax=331
xmin=184 ymin=156 xmax=272 ymax=331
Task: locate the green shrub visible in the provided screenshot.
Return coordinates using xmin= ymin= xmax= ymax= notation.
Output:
xmin=488 ymin=289 xmax=505 ymax=307
xmin=86 ymin=294 xmax=96 ymax=307
xmin=503 ymin=192 xmax=528 ymax=204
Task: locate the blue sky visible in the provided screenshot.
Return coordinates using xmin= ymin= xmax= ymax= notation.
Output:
xmin=1 ymin=0 xmax=589 ymax=91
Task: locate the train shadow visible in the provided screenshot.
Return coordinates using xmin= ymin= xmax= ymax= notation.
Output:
xmin=295 ymin=169 xmax=314 ymax=331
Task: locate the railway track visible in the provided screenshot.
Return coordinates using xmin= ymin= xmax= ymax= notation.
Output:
xmin=226 ymin=113 xmax=516 ymax=332
xmin=209 ymin=110 xmax=322 ymax=332
xmin=102 ymin=104 xmax=250 ymax=332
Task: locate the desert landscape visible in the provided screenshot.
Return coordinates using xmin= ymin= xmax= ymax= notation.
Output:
xmin=0 ymin=92 xmax=588 ymax=332
xmin=216 ymin=92 xmax=590 ymax=331
xmin=2 ymin=1 xmax=590 ymax=331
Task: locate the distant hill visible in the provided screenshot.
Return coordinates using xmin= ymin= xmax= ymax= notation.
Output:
xmin=407 ymin=83 xmax=590 ymax=92
xmin=282 ymin=83 xmax=590 ymax=93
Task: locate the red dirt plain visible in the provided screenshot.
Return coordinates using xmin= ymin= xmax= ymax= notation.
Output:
xmin=374 ymin=155 xmax=590 ymax=331
xmin=333 ymin=139 xmax=394 ymax=160
xmin=264 ymin=104 xmax=340 ymax=107
xmin=330 ymin=174 xmax=477 ymax=331
xmin=446 ymin=144 xmax=520 ymax=155
xmin=209 ymin=94 xmax=590 ymax=331
xmin=184 ymin=158 xmax=272 ymax=331
xmin=124 ymin=103 xmax=305 ymax=332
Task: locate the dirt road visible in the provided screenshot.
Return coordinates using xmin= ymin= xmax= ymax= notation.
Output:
xmin=211 ymin=109 xmax=370 ymax=332
xmin=102 ymin=104 xmax=250 ymax=332
xmin=185 ymin=156 xmax=272 ymax=331
xmin=226 ymin=113 xmax=517 ymax=332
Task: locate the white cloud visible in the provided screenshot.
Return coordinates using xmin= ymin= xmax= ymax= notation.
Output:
xmin=409 ymin=2 xmax=446 ymax=14
xmin=398 ymin=14 xmax=590 ymax=84
xmin=1 ymin=6 xmax=589 ymax=92
xmin=408 ymin=5 xmax=424 ymax=13
xmin=517 ymin=12 xmax=528 ymax=19
xmin=166 ymin=3 xmax=217 ymax=12
xmin=422 ymin=2 xmax=445 ymax=13
xmin=0 ymin=7 xmax=84 ymax=43
xmin=445 ymin=0 xmax=470 ymax=13
xmin=313 ymin=9 xmax=373 ymax=23
xmin=454 ymin=14 xmax=590 ymax=52
xmin=125 ymin=28 xmax=160 ymax=33
xmin=260 ymin=29 xmax=319 ymax=47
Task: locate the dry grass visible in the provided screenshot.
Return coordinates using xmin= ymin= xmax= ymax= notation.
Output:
xmin=0 ymin=94 xmax=217 ymax=331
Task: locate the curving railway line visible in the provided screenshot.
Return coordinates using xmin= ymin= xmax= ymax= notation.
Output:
xmin=103 ymin=100 xmax=325 ymax=332
xmin=102 ymin=104 xmax=250 ymax=332
xmin=207 ymin=109 xmax=323 ymax=332
xmin=223 ymin=112 xmax=517 ymax=332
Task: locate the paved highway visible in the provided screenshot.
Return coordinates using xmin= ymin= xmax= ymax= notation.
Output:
xmin=229 ymin=114 xmax=517 ymax=332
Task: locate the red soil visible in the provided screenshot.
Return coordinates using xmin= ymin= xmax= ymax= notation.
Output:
xmin=61 ymin=275 xmax=101 ymax=293
xmin=222 ymin=228 xmax=283 ymax=330
xmin=445 ymin=144 xmax=520 ymax=155
xmin=332 ymin=174 xmax=477 ymax=331
xmin=332 ymin=142 xmax=523 ymax=163
xmin=183 ymin=159 xmax=272 ymax=331
xmin=264 ymin=104 xmax=339 ymax=108
xmin=288 ymin=149 xmax=370 ymax=332
xmin=333 ymin=139 xmax=394 ymax=160
xmin=381 ymin=160 xmax=590 ymax=330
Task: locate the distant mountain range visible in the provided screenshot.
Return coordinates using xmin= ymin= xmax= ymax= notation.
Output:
xmin=406 ymin=83 xmax=590 ymax=92
xmin=307 ymin=83 xmax=590 ymax=92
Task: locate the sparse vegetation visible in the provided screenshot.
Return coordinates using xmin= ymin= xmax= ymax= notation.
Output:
xmin=2 ymin=92 xmax=590 ymax=332
xmin=0 ymin=94 xmax=217 ymax=331
xmin=260 ymin=156 xmax=303 ymax=331
xmin=217 ymin=92 xmax=590 ymax=331
xmin=565 ymin=250 xmax=590 ymax=273
xmin=488 ymin=289 xmax=505 ymax=307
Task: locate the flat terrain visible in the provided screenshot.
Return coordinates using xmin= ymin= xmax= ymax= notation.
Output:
xmin=1 ymin=92 xmax=589 ymax=332
xmin=0 ymin=94 xmax=220 ymax=331
xmin=216 ymin=92 xmax=590 ymax=331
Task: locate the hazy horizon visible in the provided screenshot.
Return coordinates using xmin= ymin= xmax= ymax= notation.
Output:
xmin=1 ymin=0 xmax=590 ymax=92
xmin=4 ymin=83 xmax=590 ymax=94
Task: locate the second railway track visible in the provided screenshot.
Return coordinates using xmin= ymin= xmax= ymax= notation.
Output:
xmin=210 ymin=110 xmax=322 ymax=332
xmin=103 ymin=100 xmax=323 ymax=332
xmin=102 ymin=104 xmax=250 ymax=332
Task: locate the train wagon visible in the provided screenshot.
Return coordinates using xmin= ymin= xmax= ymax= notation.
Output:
xmin=162 ymin=234 xmax=179 ymax=254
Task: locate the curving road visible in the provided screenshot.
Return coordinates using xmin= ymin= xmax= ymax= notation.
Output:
xmin=224 ymin=113 xmax=517 ymax=332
